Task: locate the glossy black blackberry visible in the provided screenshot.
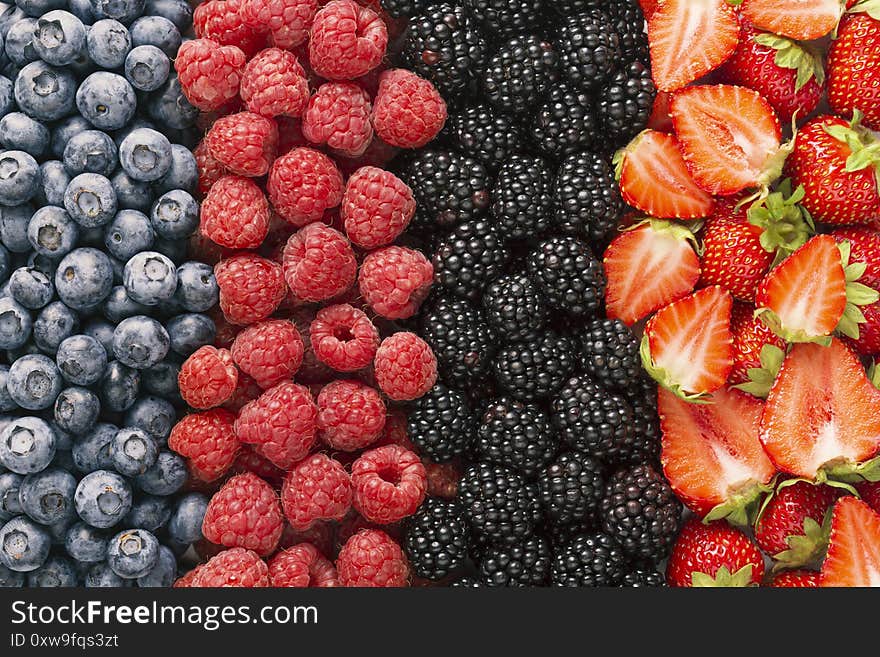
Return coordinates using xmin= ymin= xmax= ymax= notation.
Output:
xmin=464 ymin=0 xmax=545 ymax=40
xmin=433 ymin=219 xmax=510 ymax=301
xmin=403 ymin=498 xmax=469 ymax=581
xmin=549 ymin=0 xmax=604 ymax=13
xmin=578 ymin=318 xmax=641 ymax=392
xmin=537 ymin=451 xmax=605 ymax=527
xmin=445 ymin=103 xmax=525 ymax=171
xmin=490 ymin=155 xmax=554 ymax=240
xmin=481 ymin=272 xmax=550 ymax=342
xmin=451 ymin=575 xmax=483 ymax=587
xmin=551 ymin=532 xmax=626 ymax=587
xmin=478 ymin=535 xmax=552 ymax=586
xmin=529 ymin=83 xmax=597 ymax=159
xmin=544 ymin=520 xmax=594 ymax=549
xmin=480 ymin=34 xmax=560 ymax=114
xmin=492 ymin=333 xmax=577 ymax=402
xmin=457 ymin=462 xmax=542 ymax=545
xmin=380 ymin=0 xmax=429 ymax=16
xmin=623 ymin=376 xmax=662 ymax=467
xmin=408 ymin=383 xmax=474 ymax=462
xmin=605 ymin=0 xmax=650 ymax=64
xmin=621 ymin=565 xmax=666 ymax=587
xmin=420 ymin=295 xmax=496 ymax=386
xmin=599 ymin=464 xmax=682 ymax=562
xmin=475 ymin=397 xmax=558 ymax=478
xmin=555 ymin=11 xmax=622 ymax=91
xmin=552 ymin=151 xmax=622 ymax=246
xmin=526 ymin=236 xmax=606 ymax=316
xmin=597 ymin=60 xmax=656 ymax=143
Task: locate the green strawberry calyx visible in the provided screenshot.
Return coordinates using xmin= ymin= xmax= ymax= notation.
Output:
xmin=822 ymin=110 xmax=880 ymax=190
xmin=848 ymin=0 xmax=880 ymax=20
xmin=772 ymin=515 xmax=832 ymax=571
xmin=703 ymin=479 xmax=776 ymax=528
xmin=753 ymin=33 xmax=825 ymax=92
xmin=733 ymin=344 xmax=786 ymax=399
xmin=691 ymin=565 xmax=756 ymax=588
xmin=835 ymin=240 xmax=880 ymax=340
xmin=747 ymin=179 xmax=815 ymax=266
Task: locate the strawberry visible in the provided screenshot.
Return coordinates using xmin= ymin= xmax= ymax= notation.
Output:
xmin=856 ymin=480 xmax=880 ymax=514
xmin=831 ymin=227 xmax=880 ymax=290
xmin=767 ymin=569 xmax=821 ymax=587
xmin=740 ymin=0 xmax=843 ymax=41
xmin=670 ymin=84 xmax=785 ymax=196
xmin=827 ymin=4 xmax=880 ymax=131
xmin=666 ymin=518 xmax=765 ymax=587
xmin=647 ymin=90 xmax=673 ymax=133
xmin=820 ymin=497 xmax=880 ymax=587
xmin=728 ymin=302 xmax=786 ymax=394
xmin=647 ymin=0 xmax=740 ymax=92
xmin=603 ymin=221 xmax=701 ymax=326
xmin=845 ymin=301 xmax=880 ymax=357
xmin=639 ymin=0 xmax=659 ymax=19
xmin=760 ymin=338 xmax=880 ymax=481
xmin=641 ymin=285 xmax=733 ymax=400
xmin=614 ymin=130 xmax=714 ymax=220
xmin=659 ymin=385 xmax=775 ymax=523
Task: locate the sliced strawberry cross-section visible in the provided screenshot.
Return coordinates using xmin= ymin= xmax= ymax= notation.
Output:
xmin=821 ymin=497 xmax=880 ymax=587
xmin=741 ymin=0 xmax=843 ymax=42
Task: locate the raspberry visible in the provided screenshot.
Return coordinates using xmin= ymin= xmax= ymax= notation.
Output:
xmin=358 ymin=246 xmax=433 ymax=320
xmin=215 ymin=254 xmax=287 ymax=325
xmin=222 ymin=372 xmax=263 ymax=413
xmin=424 ymin=460 xmax=460 ymax=500
xmin=268 ymin=148 xmax=345 ymax=227
xmin=202 ymin=473 xmax=284 ymax=556
xmin=282 ymin=223 xmax=357 ymax=302
xmin=174 ymin=565 xmax=203 ymax=588
xmin=374 ymin=332 xmax=438 ymax=401
xmin=268 ymin=543 xmax=339 ymax=587
xmin=175 ymin=39 xmax=246 ymax=112
xmin=302 ymin=82 xmax=373 ymax=157
xmin=318 ymin=379 xmax=387 ymax=451
xmin=235 ymin=381 xmax=318 ymax=469
xmin=292 ymin=309 xmax=337 ymax=384
xmin=206 ymin=111 xmax=278 ymax=177
xmin=240 ymin=48 xmax=310 ymax=118
xmin=309 ymin=304 xmax=379 ymax=372
xmin=282 ymin=454 xmax=353 ymax=530
xmin=231 ymin=444 xmax=286 ymax=486
xmin=375 ymin=410 xmax=416 ymax=452
xmin=200 ymin=176 xmax=270 ymax=249
xmin=372 ymin=69 xmax=448 ymax=149
xmin=169 ymin=408 xmax=240 ymax=482
xmin=178 ymin=345 xmax=239 ymax=409
xmin=309 ymin=0 xmax=388 ymax=81
xmin=336 ymin=529 xmax=409 ymax=587
xmin=341 ymin=166 xmax=415 ymax=249
xmin=231 ymin=320 xmax=304 ymax=389
xmin=352 ymin=445 xmax=427 ymax=524
xmin=280 ymin=521 xmax=335 ymax=557
xmin=194 ymin=139 xmax=230 ymax=197
xmin=240 ymin=0 xmax=318 ymax=49
xmin=194 ymin=0 xmax=266 ymax=57
xmin=192 ymin=548 xmax=270 ymax=587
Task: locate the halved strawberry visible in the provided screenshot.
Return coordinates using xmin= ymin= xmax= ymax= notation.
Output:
xmin=647 ymin=0 xmax=740 ymax=92
xmin=659 ymin=385 xmax=775 ymax=523
xmin=603 ymin=221 xmax=701 ymax=326
xmin=615 ymin=130 xmax=714 ymax=219
xmin=641 ymin=285 xmax=733 ymax=400
xmin=760 ymin=338 xmax=880 ymax=481
xmin=670 ymin=84 xmax=784 ymax=196
xmin=647 ymin=90 xmax=673 ymax=133
xmin=741 ymin=0 xmax=843 ymax=41
xmin=820 ymin=497 xmax=880 ymax=587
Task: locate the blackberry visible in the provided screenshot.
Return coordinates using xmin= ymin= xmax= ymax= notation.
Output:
xmin=537 ymin=451 xmax=605 ymax=526
xmin=403 ymin=498 xmax=469 ymax=581
xmin=553 ymin=151 xmax=622 ymax=246
xmin=478 ymin=535 xmax=552 ymax=586
xmin=551 ymin=532 xmax=626 ymax=587
xmin=475 ymin=397 xmax=558 ymax=478
xmin=492 ymin=333 xmax=576 ymax=402
xmin=458 ymin=462 xmax=541 ymax=545
xmin=481 ymin=35 xmax=559 ymax=114
xmin=451 ymin=575 xmax=483 ymax=587
xmin=381 ymin=0 xmax=429 ymax=17
xmin=464 ymin=0 xmax=545 ymax=40
xmin=621 ymin=565 xmax=666 ymax=587
xmin=527 ymin=236 xmax=606 ymax=317
xmin=578 ymin=318 xmax=641 ymax=392
xmin=623 ymin=376 xmax=662 ymax=467
xmin=599 ymin=464 xmax=682 ymax=562
xmin=605 ymin=0 xmax=650 ymax=65
xmin=445 ymin=104 xmax=525 ymax=171
xmin=597 ymin=60 xmax=656 ymax=143
xmin=549 ymin=0 xmax=603 ymax=13
xmin=433 ymin=219 xmax=510 ymax=302
xmin=544 ymin=520 xmax=594 ymax=550
xmin=408 ymin=383 xmax=474 ymax=462
xmin=530 ymin=83 xmax=597 ymax=159
xmin=420 ymin=295 xmax=496 ymax=386
xmin=490 ymin=155 xmax=554 ymax=240
xmin=481 ymin=272 xmax=550 ymax=342
xmin=555 ymin=11 xmax=621 ymax=91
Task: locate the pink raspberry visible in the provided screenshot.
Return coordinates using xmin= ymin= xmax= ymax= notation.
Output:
xmin=174 ymin=565 xmax=204 ymax=588
xmin=309 ymin=303 xmax=379 ymax=372
xmin=309 ymin=0 xmax=387 ymax=80
xmin=240 ymin=0 xmax=318 ymax=49
xmin=336 ymin=529 xmax=409 ymax=587
xmin=168 ymin=408 xmax=239 ymax=483
xmin=268 ymin=543 xmax=339 ymax=587
xmin=177 ymin=345 xmax=239 ymax=409
xmin=341 ymin=166 xmax=415 ymax=249
xmin=193 ymin=0 xmax=266 ymax=58
xmin=231 ymin=319 xmax=304 ymax=389
xmin=268 ymin=147 xmax=344 ymax=227
xmin=371 ymin=68 xmax=447 ymax=148
xmin=240 ymin=48 xmax=310 ymax=118
xmin=282 ymin=453 xmax=353 ymax=530
xmin=351 ymin=445 xmax=427 ymax=524
xmin=215 ymin=253 xmax=287 ymax=325
xmin=192 ymin=548 xmax=270 ymax=587
xmin=206 ymin=111 xmax=278 ymax=177
xmin=302 ymin=82 xmax=373 ymax=157
xmin=317 ymin=379 xmax=386 ymax=451
xmin=194 ymin=139 xmax=230 ymax=198
xmin=292 ymin=308 xmax=337 ymax=384
xmin=235 ymin=381 xmax=317 ymax=470
xmin=282 ymin=223 xmax=357 ymax=302
xmin=200 ymin=176 xmax=270 ymax=249
xmin=374 ymin=410 xmax=416 ymax=452
xmin=279 ymin=521 xmax=335 ymax=556
xmin=374 ymin=332 xmax=437 ymax=401
xmin=174 ymin=39 xmax=246 ymax=112
xmin=202 ymin=473 xmax=284 ymax=556
xmin=358 ymin=246 xmax=433 ymax=320
xmin=230 ymin=444 xmax=285 ymax=486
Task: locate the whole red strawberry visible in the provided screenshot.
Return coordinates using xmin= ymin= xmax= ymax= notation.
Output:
xmin=767 ymin=569 xmax=821 ymax=588
xmin=831 ymin=227 xmax=880 ymax=290
xmin=728 ymin=302 xmax=786 ymax=389
xmin=827 ymin=6 xmax=880 ymax=130
xmin=667 ymin=518 xmax=765 ymax=587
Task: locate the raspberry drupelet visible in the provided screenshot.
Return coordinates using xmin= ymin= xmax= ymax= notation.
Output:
xmin=372 ymin=69 xmax=448 ymax=149
xmin=194 ymin=0 xmax=266 ymax=57
xmin=282 ymin=453 xmax=353 ymax=531
xmin=309 ymin=304 xmax=380 ymax=372
xmin=168 ymin=408 xmax=240 ymax=483
xmin=200 ymin=176 xmax=270 ymax=249
xmin=268 ymin=543 xmax=339 ymax=587
xmin=268 ymin=147 xmax=345 ymax=227
xmin=202 ymin=473 xmax=284 ymax=556
xmin=177 ymin=345 xmax=239 ymax=409
xmin=302 ymin=82 xmax=374 ymax=157
xmin=231 ymin=319 xmax=304 ymax=389
xmin=282 ymin=223 xmax=357 ymax=302
xmin=341 ymin=166 xmax=415 ymax=249
xmin=240 ymin=0 xmax=318 ymax=50
xmin=374 ymin=332 xmax=438 ymax=401
xmin=175 ymin=39 xmax=247 ymax=112
xmin=192 ymin=548 xmax=270 ymax=587
xmin=352 ymin=445 xmax=428 ymax=524
xmin=336 ymin=529 xmax=409 ymax=587
xmin=215 ymin=253 xmax=287 ymax=325
xmin=358 ymin=246 xmax=434 ymax=320
xmin=308 ymin=0 xmax=388 ymax=81
xmin=206 ymin=111 xmax=279 ymax=177
xmin=318 ymin=379 xmax=387 ymax=451
xmin=240 ymin=48 xmax=311 ymax=118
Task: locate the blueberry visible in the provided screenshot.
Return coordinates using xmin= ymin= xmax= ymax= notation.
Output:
xmin=0 ymin=416 xmax=55 ymax=474
xmin=26 ymin=206 xmax=78 ymax=259
xmin=74 ymin=469 xmax=131 ymax=529
xmin=26 ymin=553 xmax=77 ymax=586
xmin=0 ymin=515 xmax=49 ymax=571
xmin=70 ymin=422 xmax=115 ymax=473
xmin=99 ymin=360 xmax=138 ymax=412
xmin=33 ymin=300 xmax=79 ymax=353
xmin=91 ymin=0 xmax=146 ymax=25
xmin=18 ymin=467 xmax=76 ymax=525
xmin=123 ymin=44 xmax=168 ymax=93
xmin=109 ymin=171 xmax=150 ymax=214
xmin=54 ymin=247 xmax=113 ymax=309
xmin=135 ymin=449 xmax=183 ymax=495
xmin=0 ymin=471 xmax=23 ymax=520
xmin=0 ymin=296 xmax=30 ymax=349
xmin=4 ymin=18 xmax=38 ymax=66
xmin=137 ymin=543 xmax=175 ymax=586
xmin=5 ymin=341 xmax=39 ymax=361
xmin=168 ymin=314 xmax=215 ymax=358
xmin=0 ymin=203 xmax=31 ymax=252
xmin=47 ymin=422 xmax=71 ymax=450
xmin=123 ymin=395 xmax=173 ymax=444
xmin=167 ymin=492 xmax=206 ymax=545
xmin=108 ymin=254 xmax=125 ymax=284
xmin=154 ymin=148 xmax=195 ymax=197
xmin=27 ymin=252 xmax=54 ymax=277
xmin=107 ymin=527 xmax=157 ymax=578
xmin=112 ymin=116 xmax=155 ymax=146
xmin=8 ymin=266 xmax=51 ymax=309
xmin=0 ymin=243 xmax=8 ymax=280
xmin=0 ymin=366 xmax=16 ymax=412
xmin=109 ymin=426 xmax=157 ymax=476
xmin=112 ymin=315 xmax=169 ymax=370
xmin=14 ymin=60 xmax=77 ymax=121
xmin=146 ymin=74 xmax=196 ymax=129
xmin=56 ymin=333 xmax=106 ymax=385
xmin=63 ymin=172 xmax=117 ymax=228
xmin=64 ymin=521 xmax=106 ymax=562
xmin=151 ymin=235 xmax=186 ymax=264
xmin=85 ymin=18 xmax=130 ymax=68
xmin=33 ymin=10 xmax=86 ymax=66
xmin=0 ymin=562 xmax=24 ymax=586
xmin=101 ymin=285 xmax=149 ymax=324
xmin=144 ymin=0 xmax=190 ymax=29
xmin=35 ymin=161 xmax=70 ymax=207
xmin=122 ymin=250 xmax=175 ymax=305
xmin=141 ymin=357 xmax=179 ymax=401
xmin=156 ymin=191 xmax=200 ymax=243
xmin=84 ymin=561 xmax=127 ymax=587
xmin=0 ymin=5 xmax=28 ymax=38
xmin=0 ymin=150 xmax=39 ymax=206
xmin=7 ymin=354 xmax=61 ymax=411
xmin=15 ymin=0 xmax=66 ymax=17
xmin=76 ymin=71 xmax=135 ymax=130
xmin=0 ymin=76 xmax=14 ymax=117
xmin=123 ymin=494 xmax=168 ymax=532
xmin=0 ymin=112 xmax=47 ymax=157
xmin=119 ymin=127 xmax=171 ymax=183
xmin=62 ymin=129 xmax=117 ymax=177
xmin=129 ymin=15 xmax=178 ymax=55
xmin=50 ymin=115 xmax=90 ymax=159
xmin=68 ymin=0 xmax=95 ymax=24
xmin=83 ymin=318 xmax=113 ymax=355
xmin=53 ymin=386 xmax=100 ymax=435
xmin=103 ymin=209 xmax=153 ymax=262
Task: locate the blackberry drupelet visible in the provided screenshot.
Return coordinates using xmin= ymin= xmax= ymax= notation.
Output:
xmin=480 ymin=35 xmax=560 ymax=114
xmin=490 ymin=155 xmax=554 ymax=240
xmin=578 ymin=318 xmax=641 ymax=392
xmin=621 ymin=565 xmax=666 ymax=587
xmin=408 ymin=383 xmax=475 ymax=462
xmin=403 ymin=497 xmax=469 ymax=581
xmin=538 ymin=450 xmax=605 ymax=527
xmin=597 ymin=60 xmax=656 ymax=143
xmin=451 ymin=576 xmax=483 ymax=587
xmin=527 ymin=236 xmax=606 ymax=316
xmin=445 ymin=104 xmax=525 ymax=171
xmin=544 ymin=521 xmax=594 ymax=550
xmin=599 ymin=464 xmax=682 ymax=562
xmin=530 ymin=83 xmax=598 ymax=159
xmin=492 ymin=332 xmax=576 ymax=401
xmin=380 ymin=0 xmax=429 ymax=17
xmin=555 ymin=11 xmax=622 ymax=91
xmin=420 ymin=294 xmax=497 ymax=386
xmin=553 ymin=151 xmax=623 ymax=246
xmin=475 ymin=397 xmax=558 ymax=478
xmin=549 ymin=0 xmax=604 ymax=13
xmin=623 ymin=376 xmax=662 ymax=467
xmin=551 ymin=532 xmax=626 ymax=587
xmin=464 ymin=0 xmax=545 ymax=41
xmin=481 ymin=272 xmax=550 ymax=342
xmin=605 ymin=0 xmax=650 ymax=64
xmin=457 ymin=462 xmax=542 ymax=545
xmin=462 ymin=375 xmax=498 ymax=412
xmin=433 ymin=219 xmax=510 ymax=301
xmin=478 ymin=535 xmax=552 ymax=586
